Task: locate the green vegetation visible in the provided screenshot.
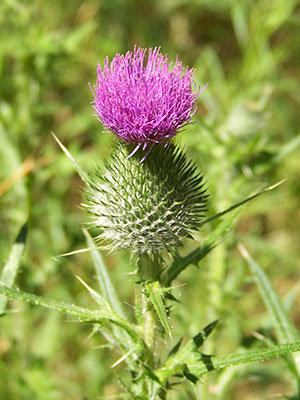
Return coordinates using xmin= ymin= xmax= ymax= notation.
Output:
xmin=1 ymin=0 xmax=300 ymax=399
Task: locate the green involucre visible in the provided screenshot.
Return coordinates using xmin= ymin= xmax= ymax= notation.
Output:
xmin=84 ymin=142 xmax=207 ymax=256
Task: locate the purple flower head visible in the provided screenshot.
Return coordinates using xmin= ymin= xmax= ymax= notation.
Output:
xmin=90 ymin=46 xmax=206 ymax=160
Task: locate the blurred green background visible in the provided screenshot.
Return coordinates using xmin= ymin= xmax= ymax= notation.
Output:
xmin=1 ymin=0 xmax=300 ymax=399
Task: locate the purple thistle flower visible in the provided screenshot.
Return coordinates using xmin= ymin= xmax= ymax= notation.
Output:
xmin=90 ymin=46 xmax=206 ymax=160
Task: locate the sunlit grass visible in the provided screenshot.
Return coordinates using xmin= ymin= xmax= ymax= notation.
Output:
xmin=1 ymin=0 xmax=300 ymax=399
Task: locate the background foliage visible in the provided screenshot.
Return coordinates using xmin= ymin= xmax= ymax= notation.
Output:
xmin=1 ymin=0 xmax=300 ymax=399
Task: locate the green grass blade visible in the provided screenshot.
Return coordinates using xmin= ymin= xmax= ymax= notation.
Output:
xmin=146 ymin=281 xmax=172 ymax=337
xmin=0 ymin=223 xmax=27 ymax=316
xmin=51 ymin=132 xmax=91 ymax=186
xmin=83 ymin=228 xmax=127 ymax=320
xmin=239 ymin=245 xmax=300 ymax=394
xmin=239 ymin=245 xmax=299 ymax=342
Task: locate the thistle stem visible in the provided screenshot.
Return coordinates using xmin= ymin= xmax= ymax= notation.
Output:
xmin=137 ymin=253 xmax=162 ymax=282
xmin=142 ymin=291 xmax=156 ymax=351
xmin=131 ymin=255 xmax=163 ymax=398
xmin=137 ymin=255 xmax=160 ymax=355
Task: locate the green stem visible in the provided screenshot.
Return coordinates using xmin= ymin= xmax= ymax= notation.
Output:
xmin=132 ymin=254 xmax=163 ymax=397
xmin=137 ymin=254 xmax=162 ymax=282
xmin=142 ymin=291 xmax=156 ymax=352
xmin=137 ymin=255 xmax=160 ymax=358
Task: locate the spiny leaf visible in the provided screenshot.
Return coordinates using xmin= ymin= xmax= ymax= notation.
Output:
xmin=140 ymin=362 xmax=161 ymax=384
xmin=163 ymin=208 xmax=239 ymax=285
xmin=0 ymin=285 xmax=142 ymax=345
xmin=193 ymin=319 xmax=219 ymax=348
xmin=168 ymin=339 xmax=183 ymax=357
xmin=156 ymin=341 xmax=300 ymax=384
xmin=183 ymin=368 xmax=198 ymax=384
xmin=163 ymin=180 xmax=285 ymax=285
xmin=161 ymin=319 xmax=219 ymax=380
xmin=193 ymin=342 xmax=300 ymax=378
xmin=146 ymin=281 xmax=172 ymax=338
xmin=163 ymin=242 xmax=215 ymax=286
xmin=0 ymin=223 xmax=27 ymax=316
xmin=165 ymin=292 xmax=180 ymax=303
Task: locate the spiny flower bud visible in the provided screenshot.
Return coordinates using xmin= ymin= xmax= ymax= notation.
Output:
xmin=84 ymin=142 xmax=207 ymax=257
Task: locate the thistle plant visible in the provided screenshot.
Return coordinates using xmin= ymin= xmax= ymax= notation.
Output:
xmin=1 ymin=47 xmax=300 ymax=400
xmin=87 ymin=46 xmax=208 ymax=284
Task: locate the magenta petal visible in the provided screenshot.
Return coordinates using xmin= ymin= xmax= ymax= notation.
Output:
xmin=91 ymin=46 xmax=206 ymax=146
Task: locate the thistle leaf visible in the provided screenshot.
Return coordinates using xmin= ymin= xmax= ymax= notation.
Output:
xmin=159 ymin=319 xmax=218 ymax=383
xmin=193 ymin=319 xmax=219 ymax=348
xmin=146 ymin=281 xmax=172 ymax=338
xmin=164 ymin=208 xmax=239 ymax=285
xmin=163 ymin=180 xmax=285 ymax=285
xmin=157 ymin=340 xmax=300 ymax=384
xmin=168 ymin=339 xmax=183 ymax=357
xmin=0 ymin=285 xmax=142 ymax=345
